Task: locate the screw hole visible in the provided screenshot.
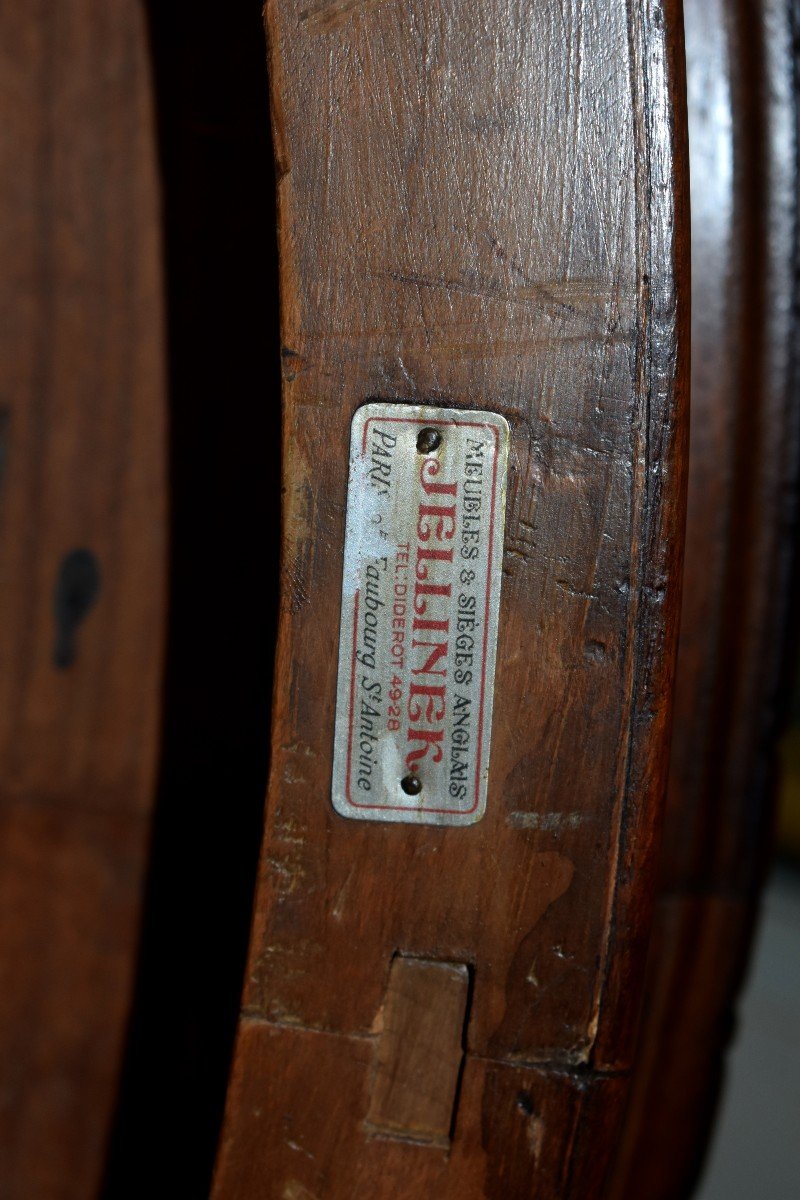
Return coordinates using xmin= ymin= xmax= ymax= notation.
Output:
xmin=416 ymin=427 xmax=441 ymax=454
xmin=401 ymin=774 xmax=422 ymax=796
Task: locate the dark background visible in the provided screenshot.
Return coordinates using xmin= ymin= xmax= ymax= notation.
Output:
xmin=102 ymin=5 xmax=279 ymax=1196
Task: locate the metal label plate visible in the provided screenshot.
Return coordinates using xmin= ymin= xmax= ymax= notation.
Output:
xmin=332 ymin=403 xmax=509 ymax=826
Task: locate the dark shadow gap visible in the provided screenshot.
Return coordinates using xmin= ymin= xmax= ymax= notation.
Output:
xmin=103 ymin=4 xmax=279 ymax=1195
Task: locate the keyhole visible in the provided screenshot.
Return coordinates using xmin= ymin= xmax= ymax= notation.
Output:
xmin=53 ymin=548 xmax=101 ymax=669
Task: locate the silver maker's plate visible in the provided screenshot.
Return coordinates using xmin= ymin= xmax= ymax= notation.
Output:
xmin=332 ymin=403 xmax=510 ymax=826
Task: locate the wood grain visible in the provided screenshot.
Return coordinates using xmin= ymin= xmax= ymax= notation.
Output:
xmin=0 ymin=2 xmax=166 ymax=1196
xmin=218 ymin=1021 xmax=628 ymax=1200
xmin=212 ymin=1 xmax=689 ymax=1194
xmin=610 ymin=0 xmax=800 ymax=1196
xmin=366 ymin=957 xmax=469 ymax=1146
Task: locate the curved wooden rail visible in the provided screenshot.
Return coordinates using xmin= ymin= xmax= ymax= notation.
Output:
xmin=0 ymin=2 xmax=166 ymax=1197
xmin=610 ymin=1 xmax=800 ymax=1196
xmin=6 ymin=3 xmax=795 ymax=1195
xmin=211 ymin=2 xmax=689 ymax=1196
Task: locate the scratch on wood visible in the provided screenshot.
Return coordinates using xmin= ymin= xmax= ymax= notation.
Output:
xmin=282 ymin=763 xmax=307 ymax=786
xmin=508 ymin=811 xmax=586 ymax=831
xmin=281 ymin=741 xmax=317 ymax=758
xmin=527 ymin=1114 xmax=545 ymax=1163
xmin=332 ymin=865 xmax=355 ymax=920
xmin=378 ymin=268 xmax=634 ymax=318
xmin=267 ymin=854 xmax=307 ymax=895
xmin=556 ymin=578 xmax=600 ymax=602
xmin=282 ymin=1181 xmax=320 ymax=1200
xmin=286 ymin=1139 xmax=316 ymax=1161
xmin=274 ymin=816 xmax=307 ymax=845
xmin=300 ymin=0 xmax=386 ymax=34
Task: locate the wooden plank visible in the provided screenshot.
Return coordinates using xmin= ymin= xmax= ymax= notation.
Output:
xmin=213 ymin=0 xmax=690 ymax=1194
xmin=609 ymin=0 xmax=800 ymax=1195
xmin=0 ymin=1 xmax=166 ymax=1195
xmin=214 ymin=1020 xmax=628 ymax=1200
xmin=366 ymin=957 xmax=469 ymax=1146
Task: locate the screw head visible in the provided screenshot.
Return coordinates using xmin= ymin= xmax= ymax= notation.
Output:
xmin=416 ymin=427 xmax=442 ymax=454
xmin=400 ymin=773 xmax=423 ymax=796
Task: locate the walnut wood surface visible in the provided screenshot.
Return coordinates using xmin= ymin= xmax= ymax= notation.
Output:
xmin=610 ymin=1 xmax=800 ymax=1197
xmin=212 ymin=2 xmax=689 ymax=1196
xmin=0 ymin=3 xmax=166 ymax=1196
xmin=365 ymin=957 xmax=470 ymax=1146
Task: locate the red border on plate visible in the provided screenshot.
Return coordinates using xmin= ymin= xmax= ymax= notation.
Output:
xmin=344 ymin=413 xmax=501 ymax=816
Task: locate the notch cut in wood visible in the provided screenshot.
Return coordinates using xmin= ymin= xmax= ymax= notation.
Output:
xmin=366 ymin=956 xmax=470 ymax=1148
